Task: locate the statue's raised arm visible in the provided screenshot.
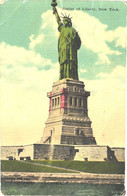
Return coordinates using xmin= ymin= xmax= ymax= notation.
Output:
xmin=53 ymin=7 xmax=61 ymax=25
xmin=51 ymin=0 xmax=61 ymax=25
xmin=51 ymin=0 xmax=81 ymax=80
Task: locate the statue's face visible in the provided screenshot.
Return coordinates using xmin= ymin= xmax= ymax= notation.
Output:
xmin=63 ymin=18 xmax=69 ymax=26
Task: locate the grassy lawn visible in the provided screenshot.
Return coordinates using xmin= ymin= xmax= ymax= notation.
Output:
xmin=26 ymin=160 xmax=125 ymax=174
xmin=1 ymin=160 xmax=125 ymax=174
xmin=1 ymin=160 xmax=73 ymax=173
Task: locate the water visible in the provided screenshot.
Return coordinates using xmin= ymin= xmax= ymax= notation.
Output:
xmin=1 ymin=182 xmax=125 ymax=196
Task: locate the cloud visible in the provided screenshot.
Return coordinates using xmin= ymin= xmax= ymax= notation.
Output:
xmin=106 ymin=27 xmax=126 ymax=48
xmin=31 ymin=9 xmax=125 ymax=65
xmin=0 ymin=43 xmax=58 ymax=145
xmin=29 ymin=34 xmax=44 ymax=50
xmin=0 ymin=70 xmax=56 ymax=145
xmin=69 ymin=10 xmax=123 ymax=65
xmin=96 ymin=54 xmax=110 ymax=65
xmin=81 ymin=65 xmax=126 ymax=147
xmin=0 ymin=42 xmax=55 ymax=73
xmin=41 ymin=10 xmax=57 ymax=34
xmin=22 ymin=0 xmax=28 ymax=3
xmin=96 ymin=72 xmax=108 ymax=78
xmin=0 ymin=41 xmax=59 ymax=145
xmin=28 ymin=10 xmax=58 ymax=51
xmin=0 ymin=0 xmax=5 ymax=5
xmin=80 ymin=68 xmax=87 ymax=73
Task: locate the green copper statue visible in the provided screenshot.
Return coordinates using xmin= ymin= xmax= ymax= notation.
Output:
xmin=51 ymin=0 xmax=81 ymax=80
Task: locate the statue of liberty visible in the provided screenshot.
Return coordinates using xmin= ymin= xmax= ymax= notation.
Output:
xmin=51 ymin=0 xmax=81 ymax=80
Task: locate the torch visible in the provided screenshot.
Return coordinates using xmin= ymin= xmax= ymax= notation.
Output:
xmin=51 ymin=0 xmax=57 ymax=14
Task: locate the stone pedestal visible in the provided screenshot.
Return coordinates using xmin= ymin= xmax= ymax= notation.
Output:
xmin=41 ymin=79 xmax=96 ymax=145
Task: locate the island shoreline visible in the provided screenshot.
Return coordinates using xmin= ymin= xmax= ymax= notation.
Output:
xmin=1 ymin=172 xmax=124 ymax=184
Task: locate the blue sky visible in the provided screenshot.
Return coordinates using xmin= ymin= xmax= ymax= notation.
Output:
xmin=0 ymin=0 xmax=126 ymax=146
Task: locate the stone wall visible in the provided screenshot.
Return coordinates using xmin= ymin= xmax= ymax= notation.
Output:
xmin=1 ymin=146 xmax=23 ymax=160
xmin=33 ymin=144 xmax=75 ymax=160
xmin=1 ymin=145 xmax=34 ymax=160
xmin=74 ymin=145 xmax=110 ymax=161
xmin=111 ymin=148 xmax=125 ymax=162
xmin=19 ymin=144 xmax=34 ymax=160
xmin=33 ymin=144 xmax=120 ymax=161
xmin=1 ymin=144 xmax=125 ymax=162
xmin=61 ymin=135 xmax=96 ymax=145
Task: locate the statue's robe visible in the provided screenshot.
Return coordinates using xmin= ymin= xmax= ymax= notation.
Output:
xmin=58 ymin=23 xmax=81 ymax=80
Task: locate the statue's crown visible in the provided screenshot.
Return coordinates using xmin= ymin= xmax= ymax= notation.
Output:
xmin=61 ymin=14 xmax=72 ymax=22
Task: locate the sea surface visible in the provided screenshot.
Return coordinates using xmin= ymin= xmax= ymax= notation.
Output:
xmin=1 ymin=182 xmax=125 ymax=196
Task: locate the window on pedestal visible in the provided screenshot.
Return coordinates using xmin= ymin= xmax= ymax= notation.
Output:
xmin=58 ymin=97 xmax=59 ymax=105
xmin=73 ymin=86 xmax=77 ymax=92
xmin=55 ymin=98 xmax=57 ymax=106
xmin=79 ymin=98 xmax=82 ymax=106
xmin=52 ymin=99 xmax=54 ymax=107
xmin=83 ymin=99 xmax=85 ymax=107
xmin=70 ymin=97 xmax=72 ymax=106
xmin=74 ymin=97 xmax=77 ymax=106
